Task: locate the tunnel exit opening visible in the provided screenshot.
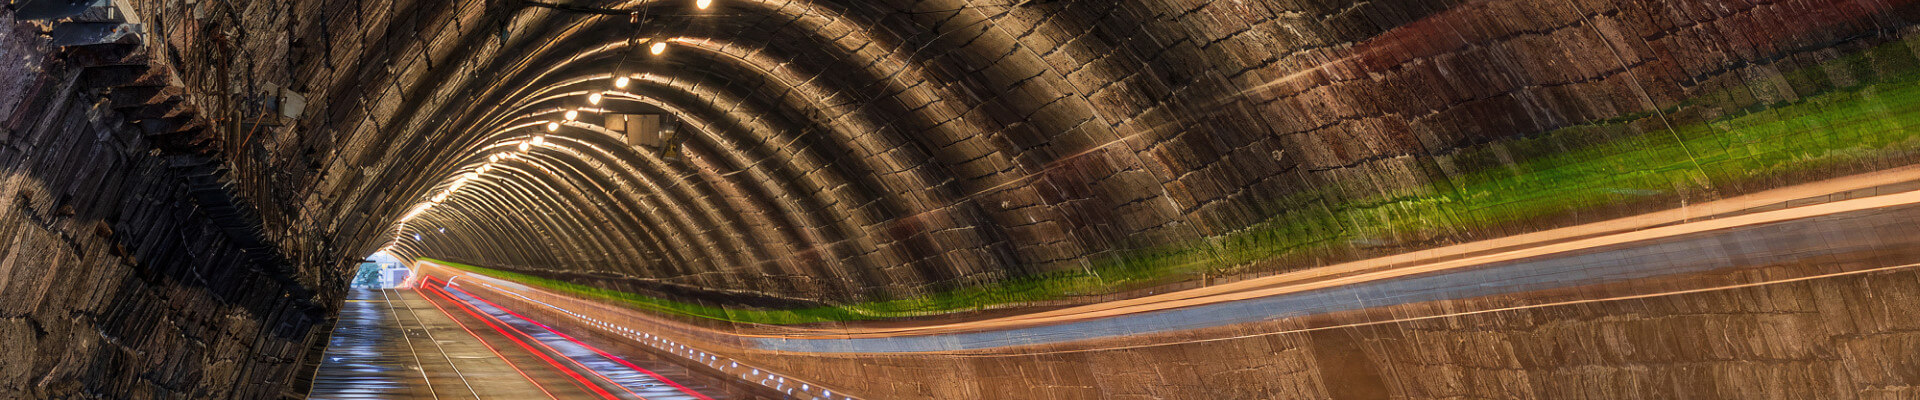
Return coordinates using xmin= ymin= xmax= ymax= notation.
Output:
xmin=351 ymin=251 xmax=413 ymax=289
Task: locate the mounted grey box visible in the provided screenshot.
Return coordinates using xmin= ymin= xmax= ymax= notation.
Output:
xmin=607 ymin=114 xmax=671 ymax=149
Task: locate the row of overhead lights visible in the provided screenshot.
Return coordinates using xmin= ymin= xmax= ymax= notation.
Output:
xmin=550 ymin=2 xmax=681 ymax=134
xmin=551 ymin=38 xmax=666 ymax=125
xmin=496 ymin=0 xmax=704 ymax=198
xmin=384 ymin=131 xmax=549 ymax=253
xmin=384 ymin=10 xmax=670 ymax=252
xmin=378 ymin=0 xmax=702 ymax=261
xmin=382 ymin=0 xmax=710 ymax=286
xmin=381 ymin=0 xmax=702 ymax=256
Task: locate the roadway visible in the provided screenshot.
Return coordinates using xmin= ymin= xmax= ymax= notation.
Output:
xmin=309 ymin=286 xmax=735 ymax=399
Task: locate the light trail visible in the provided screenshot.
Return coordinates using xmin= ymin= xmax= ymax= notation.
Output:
xmin=420 ymin=280 xmax=621 ymax=399
xmin=438 ymin=281 xmax=714 ymax=400
xmin=731 ymin=173 xmax=1920 ymax=339
xmin=424 ymin=281 xmax=640 ymax=399
xmin=421 ymin=265 xmax=853 ymax=400
xmin=965 ymin=259 xmax=1920 ymax=357
xmin=412 ymin=285 xmax=563 ymax=400
xmin=426 ymin=275 xmax=722 ymax=400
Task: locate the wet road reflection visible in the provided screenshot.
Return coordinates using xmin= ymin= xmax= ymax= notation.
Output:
xmin=311 ymin=290 xmax=421 ymax=399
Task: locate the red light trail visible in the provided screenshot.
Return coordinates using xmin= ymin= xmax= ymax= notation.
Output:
xmin=411 ymin=284 xmax=562 ymax=400
xmin=439 ymin=281 xmax=715 ymax=400
xmin=417 ymin=262 xmax=852 ymax=399
xmin=421 ymin=275 xmax=719 ymax=399
xmin=428 ymin=280 xmax=650 ymax=399
xmin=419 ymin=278 xmax=621 ymax=399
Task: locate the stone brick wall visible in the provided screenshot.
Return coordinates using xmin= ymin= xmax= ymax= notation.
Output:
xmin=7 ymin=0 xmax=1919 ymax=396
xmin=0 ymin=14 xmax=330 ymax=399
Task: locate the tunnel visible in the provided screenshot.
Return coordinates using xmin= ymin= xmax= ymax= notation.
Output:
xmin=4 ymin=0 xmax=1920 ymax=398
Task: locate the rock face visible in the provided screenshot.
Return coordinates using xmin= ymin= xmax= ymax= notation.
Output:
xmin=0 ymin=13 xmax=332 ymax=399
xmin=5 ymin=0 xmax=1920 ymax=397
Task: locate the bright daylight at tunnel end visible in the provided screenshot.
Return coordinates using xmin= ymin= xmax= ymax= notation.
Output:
xmin=5 ymin=0 xmax=1920 ymax=398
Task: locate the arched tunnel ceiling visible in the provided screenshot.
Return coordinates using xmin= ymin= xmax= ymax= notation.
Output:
xmin=116 ymin=0 xmax=1920 ymax=308
xmin=17 ymin=0 xmax=1920 ymax=397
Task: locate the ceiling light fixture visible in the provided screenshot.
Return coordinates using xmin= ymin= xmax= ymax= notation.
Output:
xmin=696 ymin=0 xmax=712 ymax=9
xmin=650 ymin=41 xmax=667 ymax=55
xmin=546 ymin=121 xmax=561 ymax=131
xmin=564 ymin=109 xmax=579 ymax=120
xmin=588 ymin=92 xmax=603 ymax=105
xmin=614 ymin=76 xmax=630 ymax=88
